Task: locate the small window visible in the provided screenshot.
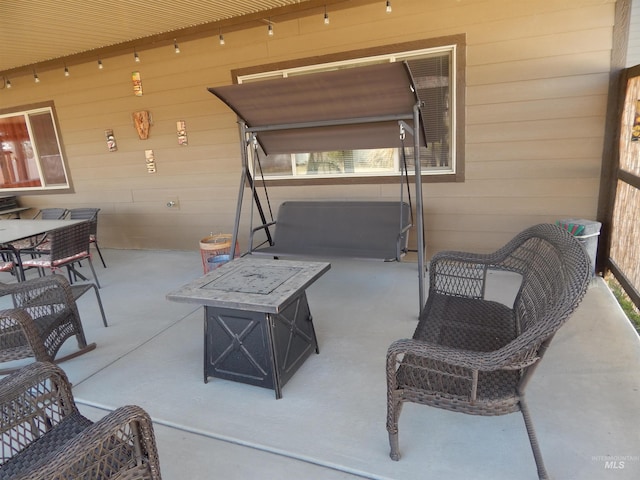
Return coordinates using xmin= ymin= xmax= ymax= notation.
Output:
xmin=0 ymin=103 xmax=71 ymax=192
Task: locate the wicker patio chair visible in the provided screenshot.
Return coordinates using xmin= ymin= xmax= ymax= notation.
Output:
xmin=69 ymin=207 xmax=107 ymax=268
xmin=0 ymin=275 xmax=96 ymax=374
xmin=7 ymin=208 xmax=70 ymax=252
xmin=33 ymin=207 xmax=69 ymax=220
xmin=20 ymin=220 xmax=101 ymax=288
xmin=386 ymin=223 xmax=591 ymax=480
xmin=0 ymin=362 xmax=162 ymax=479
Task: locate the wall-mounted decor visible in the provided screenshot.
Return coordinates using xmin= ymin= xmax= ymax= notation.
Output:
xmin=105 ymin=129 xmax=117 ymax=152
xmin=132 ymin=71 xmax=143 ymax=96
xmin=177 ymin=120 xmax=188 ymax=145
xmin=145 ymin=149 xmax=156 ymax=173
xmin=133 ymin=110 xmax=151 ymax=139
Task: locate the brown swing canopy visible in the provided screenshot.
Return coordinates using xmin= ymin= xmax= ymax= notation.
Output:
xmin=208 ymin=61 xmax=426 ymax=154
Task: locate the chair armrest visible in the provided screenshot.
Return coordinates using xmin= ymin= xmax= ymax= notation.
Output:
xmin=0 ymin=309 xmax=52 ymax=363
xmin=23 ymin=405 xmax=162 ymax=480
xmin=5 ymin=275 xmax=77 ymax=317
xmin=0 ymin=362 xmax=77 ymax=462
xmin=387 ymin=339 xmax=540 ymax=376
xmin=387 ymin=338 xmax=502 ymax=372
xmin=249 ymin=220 xmax=277 ymax=252
xmin=428 ymin=250 xmax=505 ymax=299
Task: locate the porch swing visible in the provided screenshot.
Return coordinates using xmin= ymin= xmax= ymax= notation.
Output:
xmin=208 ymin=61 xmax=429 ymax=308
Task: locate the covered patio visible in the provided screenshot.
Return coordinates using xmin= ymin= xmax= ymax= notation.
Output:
xmin=2 ymin=247 xmax=638 ymax=479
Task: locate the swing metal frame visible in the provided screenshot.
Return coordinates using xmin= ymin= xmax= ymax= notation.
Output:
xmin=209 ymin=61 xmax=429 ymax=312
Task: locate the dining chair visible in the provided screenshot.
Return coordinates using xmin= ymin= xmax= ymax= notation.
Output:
xmin=33 ymin=207 xmax=69 ymax=220
xmin=0 ymin=275 xmax=96 ymax=374
xmin=8 ymin=208 xmax=70 ymax=252
xmin=68 ymin=207 xmax=107 ymax=267
xmin=19 ymin=221 xmax=101 ymax=288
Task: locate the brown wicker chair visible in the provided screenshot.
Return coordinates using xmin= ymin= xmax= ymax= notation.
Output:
xmin=0 ymin=275 xmax=96 ymax=374
xmin=0 ymin=362 xmax=162 ymax=479
xmin=20 ymin=220 xmax=101 ymax=288
xmin=8 ymin=208 xmax=70 ymax=252
xmin=69 ymin=207 xmax=107 ymax=268
xmin=386 ymin=223 xmax=591 ymax=480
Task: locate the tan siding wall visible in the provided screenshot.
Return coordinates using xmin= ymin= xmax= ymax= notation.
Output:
xmin=1 ymin=0 xmax=615 ymax=256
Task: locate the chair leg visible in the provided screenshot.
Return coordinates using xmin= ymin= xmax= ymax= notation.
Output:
xmin=66 ymin=258 xmax=101 ymax=289
xmin=93 ymin=241 xmax=107 ymax=268
xmin=389 ymin=431 xmax=401 ymax=461
xmin=88 ymin=283 xmax=108 ymax=327
xmin=86 ymin=257 xmax=101 ymax=288
xmin=387 ymin=395 xmax=403 ymax=461
xmin=54 ymin=343 xmax=97 ymax=363
xmin=520 ymin=398 xmax=550 ymax=480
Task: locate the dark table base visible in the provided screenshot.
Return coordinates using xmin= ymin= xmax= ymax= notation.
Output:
xmin=204 ymin=291 xmax=318 ymax=399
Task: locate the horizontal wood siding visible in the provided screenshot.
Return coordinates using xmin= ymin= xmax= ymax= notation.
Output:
xmin=0 ymin=0 xmax=615 ymax=257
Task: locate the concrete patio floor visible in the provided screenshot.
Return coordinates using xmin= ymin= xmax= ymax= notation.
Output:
xmin=2 ymin=247 xmax=639 ymax=479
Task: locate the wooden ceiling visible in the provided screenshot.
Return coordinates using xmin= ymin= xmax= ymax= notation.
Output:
xmin=0 ymin=0 xmax=378 ymax=77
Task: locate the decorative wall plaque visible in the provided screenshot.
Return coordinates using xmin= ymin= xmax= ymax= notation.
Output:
xmin=105 ymin=129 xmax=117 ymax=152
xmin=145 ymin=149 xmax=156 ymax=173
xmin=132 ymin=71 xmax=143 ymax=96
xmin=133 ymin=110 xmax=151 ymax=140
xmin=177 ymin=120 xmax=188 ymax=145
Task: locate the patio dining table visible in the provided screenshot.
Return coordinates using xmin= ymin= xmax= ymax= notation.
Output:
xmin=0 ymin=219 xmax=85 ymax=245
xmin=0 ymin=219 xmax=86 ymax=281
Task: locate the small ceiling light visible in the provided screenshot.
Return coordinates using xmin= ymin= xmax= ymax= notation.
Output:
xmin=6 ymin=78 xmax=12 ymax=89
xmin=324 ymin=6 xmax=330 ymax=25
xmin=64 ymin=65 xmax=70 ymax=77
xmin=268 ymin=19 xmax=274 ymax=36
xmin=134 ymin=49 xmax=140 ymax=63
xmin=33 ymin=70 xmax=40 ymax=83
xmin=386 ymin=1 xmax=392 ymax=13
xmin=174 ymin=39 xmax=180 ymax=54
xmin=98 ymin=59 xmax=104 ymax=69
xmin=219 ymin=31 xmax=225 ymax=45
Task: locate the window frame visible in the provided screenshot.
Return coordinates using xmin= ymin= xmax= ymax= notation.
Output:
xmin=231 ymin=35 xmax=466 ymax=186
xmin=0 ymin=101 xmax=73 ymax=194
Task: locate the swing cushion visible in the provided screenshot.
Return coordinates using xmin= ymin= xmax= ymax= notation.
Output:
xmin=250 ymin=201 xmax=411 ymax=261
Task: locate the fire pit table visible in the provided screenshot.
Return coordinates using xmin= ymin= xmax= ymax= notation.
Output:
xmin=166 ymin=257 xmax=330 ymax=399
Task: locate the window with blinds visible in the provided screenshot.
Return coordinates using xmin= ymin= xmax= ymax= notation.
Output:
xmin=237 ymin=43 xmax=459 ymax=183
